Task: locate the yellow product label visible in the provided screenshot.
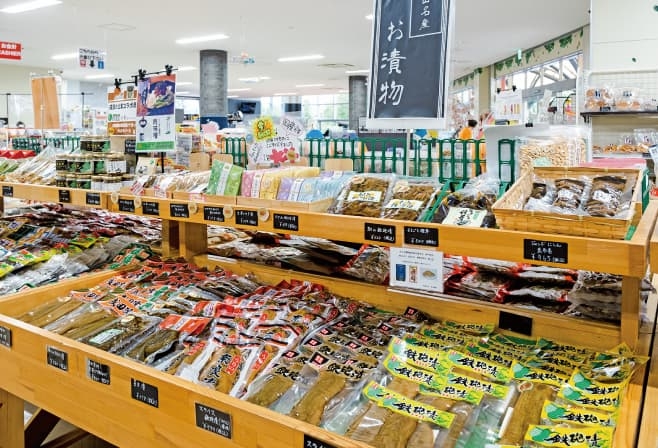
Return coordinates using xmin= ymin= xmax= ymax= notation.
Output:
xmin=525 ymin=425 xmax=613 ymax=448
xmin=346 ymin=190 xmax=383 ymax=203
xmin=541 ymin=400 xmax=616 ymax=427
xmin=421 ymin=326 xmax=477 ymax=346
xmin=558 ymin=385 xmax=621 ymax=413
xmin=384 ymin=354 xmax=444 ymax=389
xmin=445 ymin=371 xmax=510 ymax=399
xmin=384 ymin=198 xmax=424 ymax=210
xmin=569 ymin=369 xmax=629 ymax=397
xmin=465 ymin=342 xmax=514 ymax=368
xmin=511 ymin=361 xmax=569 ymax=388
xmin=388 ymin=336 xmax=450 ymax=374
xmin=523 ymin=358 xmax=574 ymax=378
xmin=532 ymin=352 xmax=586 ymax=370
xmin=403 ymin=334 xmax=451 ymax=352
xmin=537 ymin=338 xmax=596 ymax=357
xmin=479 ymin=340 xmax=531 ymax=360
xmin=447 ymin=349 xmax=511 ymax=383
xmin=444 ymin=320 xmax=495 ymax=335
xmin=363 ymin=381 xmax=455 ymax=428
xmin=419 ymin=383 xmax=483 ymax=405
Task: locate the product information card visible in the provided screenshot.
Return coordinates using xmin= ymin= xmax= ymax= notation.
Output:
xmin=389 ymin=247 xmax=443 ymax=293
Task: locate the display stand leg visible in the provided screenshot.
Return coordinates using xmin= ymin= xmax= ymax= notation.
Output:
xmin=160 ymin=220 xmax=179 ymax=258
xmin=0 ymin=388 xmax=25 ymax=448
xmin=621 ymin=276 xmax=641 ymax=350
xmin=178 ymin=222 xmax=207 ymax=260
xmin=24 ymin=409 xmax=60 ymax=448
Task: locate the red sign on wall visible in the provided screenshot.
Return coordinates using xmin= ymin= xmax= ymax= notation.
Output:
xmin=0 ymin=42 xmax=22 ymax=60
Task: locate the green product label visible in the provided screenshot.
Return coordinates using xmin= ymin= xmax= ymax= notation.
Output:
xmin=569 ymin=370 xmax=627 ymax=396
xmin=444 ymin=321 xmax=495 ymax=335
xmin=541 ymin=400 xmax=616 ymax=427
xmin=559 ymin=385 xmax=621 ymax=413
xmin=447 ymin=349 xmax=511 ymax=383
xmin=525 ymin=425 xmax=613 ymax=448
xmin=384 ymin=354 xmax=444 ymax=389
xmin=388 ymin=337 xmax=450 ymax=374
xmin=446 ymin=372 xmax=510 ymax=399
xmin=136 ymin=141 xmax=176 ymax=152
xmin=511 ymin=361 xmax=568 ymax=387
xmin=418 ymin=384 xmax=483 ymax=405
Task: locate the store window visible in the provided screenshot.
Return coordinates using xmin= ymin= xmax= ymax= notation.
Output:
xmin=496 ymin=52 xmax=581 ymax=90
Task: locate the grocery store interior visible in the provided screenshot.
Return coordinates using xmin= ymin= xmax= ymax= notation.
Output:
xmin=1 ymin=0 xmax=658 ymax=447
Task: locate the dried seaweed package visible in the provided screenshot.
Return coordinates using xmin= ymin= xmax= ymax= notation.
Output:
xmin=382 ymin=178 xmax=442 ymax=221
xmin=329 ymin=174 xmax=394 ymax=217
xmin=339 ymin=245 xmax=390 ymax=285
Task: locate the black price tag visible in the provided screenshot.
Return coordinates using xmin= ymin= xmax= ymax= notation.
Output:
xmin=58 ymin=189 xmax=71 ymax=203
xmin=47 ymin=346 xmax=68 ymax=371
xmin=118 ymin=199 xmax=135 ymax=213
xmin=235 ymin=209 xmax=258 ymax=226
xmin=124 ymin=139 xmax=136 ymax=154
xmin=203 ymin=206 xmax=224 ymax=223
xmin=499 ymin=312 xmax=533 ymax=336
xmin=85 ymin=192 xmax=101 ymax=206
xmin=142 ymin=201 xmax=160 ymax=216
xmin=273 ymin=213 xmax=299 ymax=232
xmin=404 ymin=226 xmax=439 ymax=247
xmin=131 ymin=378 xmax=159 ymax=408
xmin=304 ymin=435 xmax=336 ymax=448
xmin=195 ymin=403 xmax=232 ymax=439
xmin=86 ymin=358 xmax=111 ymax=385
xmin=523 ymin=239 xmax=568 ymax=264
xmin=364 ymin=222 xmax=396 ymax=243
xmin=169 ymin=203 xmax=189 ymax=218
xmin=0 ymin=325 xmax=11 ymax=348
xmin=2 ymin=185 xmax=13 ymax=197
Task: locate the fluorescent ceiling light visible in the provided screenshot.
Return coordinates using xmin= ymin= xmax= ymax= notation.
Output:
xmin=175 ymin=34 xmax=228 ymax=45
xmin=296 ymin=83 xmax=324 ymax=88
xmin=51 ymin=52 xmax=78 ymax=60
xmin=339 ymin=90 xmax=349 ymax=93
xmin=365 ymin=14 xmax=373 ymax=20
xmin=345 ymin=69 xmax=369 ymax=74
xmin=1 ymin=0 xmax=61 ymax=13
xmin=277 ymin=54 xmax=324 ymax=62
xmin=227 ymin=88 xmax=251 ymax=92
xmin=274 ymin=92 xmax=297 ymax=96
xmin=227 ymin=95 xmax=239 ymax=98
xmin=238 ymin=76 xmax=270 ymax=82
xmin=176 ymin=81 xmax=193 ymax=86
xmin=177 ymin=91 xmax=190 ymax=95
xmin=85 ymin=73 xmax=114 ymax=80
xmin=177 ymin=66 xmax=196 ymax=71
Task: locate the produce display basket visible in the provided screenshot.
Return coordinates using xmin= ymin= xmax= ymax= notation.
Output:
xmin=493 ymin=167 xmax=643 ymax=239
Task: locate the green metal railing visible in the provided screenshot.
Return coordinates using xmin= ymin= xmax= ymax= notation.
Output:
xmin=11 ymin=136 xmax=81 ymax=152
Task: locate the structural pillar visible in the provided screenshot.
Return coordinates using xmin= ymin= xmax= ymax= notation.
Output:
xmin=199 ymin=49 xmax=228 ymax=129
xmin=348 ymin=75 xmax=367 ymax=130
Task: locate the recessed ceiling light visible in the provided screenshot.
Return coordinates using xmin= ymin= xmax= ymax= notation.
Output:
xmin=278 ymin=54 xmax=324 ymax=62
xmin=85 ymin=73 xmax=114 ymax=80
xmin=177 ymin=81 xmax=193 ymax=86
xmin=227 ymin=88 xmax=251 ymax=92
xmin=1 ymin=0 xmax=61 ymax=14
xmin=51 ymin=52 xmax=77 ymax=60
xmin=274 ymin=92 xmax=298 ymax=96
xmin=345 ymin=69 xmax=369 ymax=74
xmin=227 ymin=95 xmax=239 ymax=99
xmin=296 ymin=83 xmax=324 ymax=88
xmin=175 ymin=34 xmax=229 ymax=45
xmin=177 ymin=66 xmax=196 ymax=71
xmin=365 ymin=14 xmax=373 ymax=20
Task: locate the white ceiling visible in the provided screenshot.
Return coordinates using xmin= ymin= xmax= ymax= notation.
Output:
xmin=0 ymin=0 xmax=589 ymax=98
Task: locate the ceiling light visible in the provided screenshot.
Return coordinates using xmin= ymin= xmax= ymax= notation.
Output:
xmin=238 ymin=76 xmax=270 ymax=82
xmin=227 ymin=95 xmax=239 ymax=99
xmin=274 ymin=92 xmax=297 ymax=96
xmin=175 ymin=34 xmax=229 ymax=45
xmin=339 ymin=90 xmax=349 ymax=93
xmin=1 ymin=0 xmax=61 ymax=14
xmin=51 ymin=52 xmax=78 ymax=60
xmin=85 ymin=73 xmax=114 ymax=80
xmin=227 ymin=88 xmax=251 ymax=92
xmin=365 ymin=14 xmax=373 ymax=20
xmin=177 ymin=66 xmax=196 ymax=71
xmin=177 ymin=81 xmax=193 ymax=86
xmin=345 ymin=69 xmax=369 ymax=74
xmin=277 ymin=54 xmax=324 ymax=62
xmin=296 ymin=83 xmax=324 ymax=88
xmin=177 ymin=91 xmax=190 ymax=95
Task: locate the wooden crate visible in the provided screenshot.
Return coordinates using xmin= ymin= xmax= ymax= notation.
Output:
xmin=493 ymin=167 xmax=643 ymax=239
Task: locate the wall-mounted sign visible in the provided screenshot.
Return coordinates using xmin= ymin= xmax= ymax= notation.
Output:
xmin=0 ymin=41 xmax=21 ymax=60
xmin=79 ymin=48 xmax=106 ymax=69
xmin=367 ymin=0 xmax=452 ymax=129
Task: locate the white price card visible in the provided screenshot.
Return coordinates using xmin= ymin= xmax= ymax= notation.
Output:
xmin=389 ymin=247 xmax=443 ymax=293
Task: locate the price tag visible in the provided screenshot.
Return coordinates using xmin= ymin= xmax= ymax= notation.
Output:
xmin=85 ymin=192 xmax=101 ymax=206
xmin=124 ymin=139 xmax=136 ymax=154
xmin=303 ymin=435 xmax=336 ymax=448
xmin=2 ymin=185 xmax=13 ymax=197
xmin=273 ymin=213 xmax=299 ymax=232
xmin=131 ymin=378 xmax=159 ymax=408
xmin=86 ymin=358 xmax=111 ymax=385
xmin=364 ymin=223 xmax=396 ymax=243
xmin=169 ymin=203 xmax=189 ymax=218
xmin=47 ymin=346 xmax=68 ymax=371
xmin=523 ymin=239 xmax=568 ymax=264
xmin=404 ymin=226 xmax=439 ymax=247
xmin=118 ymin=199 xmax=135 ymax=213
xmin=142 ymin=201 xmax=160 ymax=216
xmin=194 ymin=403 xmax=232 ymax=439
xmin=0 ymin=325 xmax=11 ymax=348
xmin=58 ymin=189 xmax=71 ymax=203
xmin=235 ymin=209 xmax=258 ymax=226
xmin=203 ymin=206 xmax=225 ymax=223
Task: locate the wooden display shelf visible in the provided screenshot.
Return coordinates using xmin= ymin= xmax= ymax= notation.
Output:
xmin=0 ymin=183 xmax=108 ymax=209
xmin=104 ymin=192 xmax=658 ymax=277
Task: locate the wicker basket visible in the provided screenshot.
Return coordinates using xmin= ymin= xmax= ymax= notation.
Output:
xmin=493 ymin=167 xmax=642 ymax=239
